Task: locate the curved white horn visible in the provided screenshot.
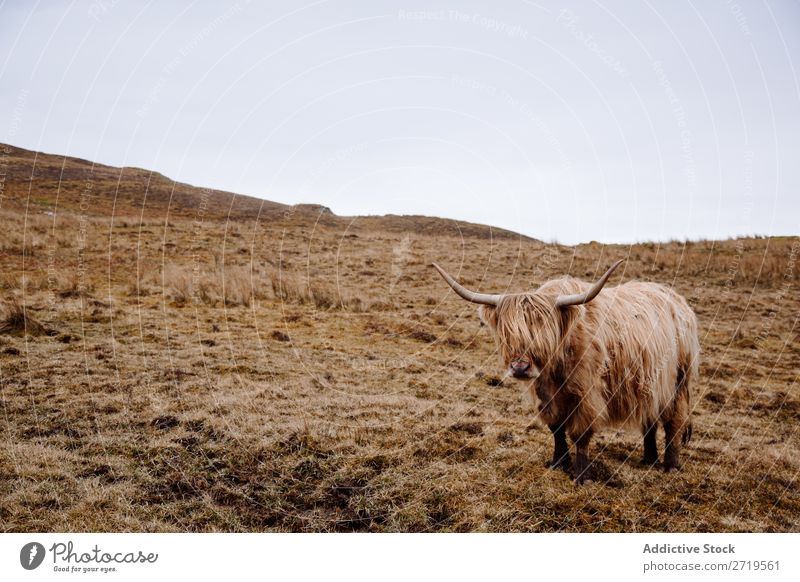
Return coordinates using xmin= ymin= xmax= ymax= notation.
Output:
xmin=432 ymin=263 xmax=501 ymax=306
xmin=555 ymin=260 xmax=624 ymax=308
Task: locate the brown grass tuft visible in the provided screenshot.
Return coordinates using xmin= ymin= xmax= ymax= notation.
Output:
xmin=164 ymin=264 xmax=193 ymax=306
xmin=0 ymin=299 xmax=49 ymax=336
xmin=268 ymin=270 xmax=369 ymax=311
xmin=56 ymin=271 xmax=94 ymax=298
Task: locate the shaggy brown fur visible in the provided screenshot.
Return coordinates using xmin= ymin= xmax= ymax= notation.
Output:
xmin=477 ymin=275 xmax=699 ymax=484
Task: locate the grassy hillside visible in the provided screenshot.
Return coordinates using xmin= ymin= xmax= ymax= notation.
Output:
xmin=0 ymin=143 xmax=798 ymax=532
xmin=0 ymin=143 xmax=524 ymax=239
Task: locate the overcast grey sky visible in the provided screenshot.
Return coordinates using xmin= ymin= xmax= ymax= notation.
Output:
xmin=1 ymin=0 xmax=798 ymax=244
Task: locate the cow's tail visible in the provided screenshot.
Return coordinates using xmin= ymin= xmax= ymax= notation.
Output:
xmin=682 ymin=416 xmax=692 ymax=445
xmin=678 ymin=364 xmax=693 ymax=446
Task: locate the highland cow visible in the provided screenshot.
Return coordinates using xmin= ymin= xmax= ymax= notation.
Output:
xmin=433 ymin=260 xmax=699 ymax=484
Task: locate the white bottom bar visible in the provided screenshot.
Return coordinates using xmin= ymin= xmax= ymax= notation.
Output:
xmin=1 ymin=533 xmax=797 ymax=581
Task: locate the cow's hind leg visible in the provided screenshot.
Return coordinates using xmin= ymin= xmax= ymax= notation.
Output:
xmin=642 ymin=421 xmax=659 ymax=466
xmin=571 ymin=429 xmax=594 ymax=485
xmin=547 ymin=422 xmax=571 ymax=472
xmin=662 ymin=395 xmax=690 ymax=473
xmin=663 ymin=368 xmax=692 ymax=472
xmin=663 ymin=417 xmax=683 ymax=472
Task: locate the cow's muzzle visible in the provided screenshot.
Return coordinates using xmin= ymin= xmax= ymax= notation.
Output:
xmin=510 ymin=359 xmax=533 ymax=379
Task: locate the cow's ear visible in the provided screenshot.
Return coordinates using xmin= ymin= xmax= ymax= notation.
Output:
xmin=477 ymin=305 xmax=497 ymax=329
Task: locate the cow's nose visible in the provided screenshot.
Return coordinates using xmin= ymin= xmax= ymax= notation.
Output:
xmin=510 ymin=360 xmax=531 ymax=375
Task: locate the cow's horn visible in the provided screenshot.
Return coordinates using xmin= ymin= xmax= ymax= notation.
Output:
xmin=432 ymin=263 xmax=501 ymax=306
xmin=555 ymin=260 xmax=624 ymax=308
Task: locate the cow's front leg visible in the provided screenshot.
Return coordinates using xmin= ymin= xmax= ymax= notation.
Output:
xmin=663 ymin=417 xmax=683 ymax=473
xmin=571 ymin=430 xmax=594 ymax=485
xmin=642 ymin=422 xmax=659 ymax=466
xmin=547 ymin=422 xmax=571 ymax=472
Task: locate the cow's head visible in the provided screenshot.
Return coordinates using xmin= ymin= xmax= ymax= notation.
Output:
xmin=432 ymin=260 xmax=623 ymax=382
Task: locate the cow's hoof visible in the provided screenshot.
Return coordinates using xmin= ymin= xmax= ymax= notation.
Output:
xmin=663 ymin=464 xmax=681 ymax=473
xmin=641 ymin=456 xmax=659 ymax=467
xmin=572 ymin=468 xmax=593 ymax=485
xmin=546 ymin=458 xmax=572 ymax=473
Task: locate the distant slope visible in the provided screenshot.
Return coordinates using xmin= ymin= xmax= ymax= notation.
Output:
xmin=0 ymin=143 xmax=531 ymax=240
xmin=1 ymin=143 xmax=291 ymax=221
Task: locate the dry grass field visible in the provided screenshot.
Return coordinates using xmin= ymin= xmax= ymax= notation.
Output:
xmin=1 ymin=143 xmax=798 ymax=532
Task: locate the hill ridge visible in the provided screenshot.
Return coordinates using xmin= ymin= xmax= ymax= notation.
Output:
xmin=1 ymin=142 xmax=532 ymax=241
